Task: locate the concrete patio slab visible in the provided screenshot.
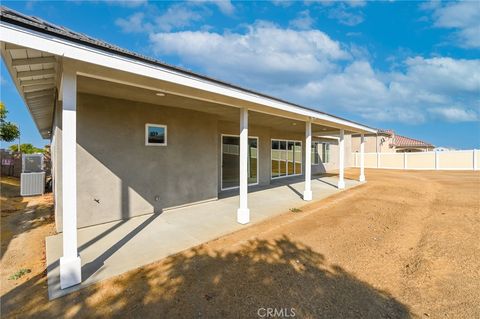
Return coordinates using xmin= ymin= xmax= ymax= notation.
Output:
xmin=46 ymin=175 xmax=362 ymax=299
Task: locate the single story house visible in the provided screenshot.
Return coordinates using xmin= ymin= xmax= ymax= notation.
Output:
xmin=0 ymin=7 xmax=375 ymax=290
xmin=352 ymin=129 xmax=434 ymax=153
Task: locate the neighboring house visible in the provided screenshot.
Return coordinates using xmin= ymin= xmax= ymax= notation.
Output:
xmin=0 ymin=7 xmax=375 ymax=289
xmin=352 ymin=129 xmax=434 ymax=153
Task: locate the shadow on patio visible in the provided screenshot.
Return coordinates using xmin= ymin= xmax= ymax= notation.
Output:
xmin=1 ymin=235 xmax=411 ymax=318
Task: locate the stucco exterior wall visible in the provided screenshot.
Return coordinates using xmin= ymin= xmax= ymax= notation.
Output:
xmin=52 ymin=93 xmax=354 ymax=231
xmin=351 ymin=134 xmax=394 ymax=153
xmin=55 ymin=93 xmax=219 ymax=231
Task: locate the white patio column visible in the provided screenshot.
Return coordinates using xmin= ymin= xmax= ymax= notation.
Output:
xmin=473 ymin=149 xmax=477 ymax=171
xmin=303 ymin=119 xmax=312 ymax=201
xmin=338 ymin=129 xmax=345 ymax=189
xmin=237 ymin=107 xmax=250 ymax=224
xmin=60 ymin=67 xmax=81 ymax=289
xmin=359 ymin=133 xmax=365 ymax=182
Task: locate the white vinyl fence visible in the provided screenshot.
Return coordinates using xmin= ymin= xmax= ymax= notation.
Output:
xmin=352 ymin=150 xmax=479 ymax=171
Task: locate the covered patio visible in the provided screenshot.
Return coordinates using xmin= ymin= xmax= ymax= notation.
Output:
xmin=1 ymin=7 xmax=374 ymax=296
xmin=46 ymin=173 xmax=362 ymax=299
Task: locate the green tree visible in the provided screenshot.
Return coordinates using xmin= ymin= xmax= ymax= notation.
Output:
xmin=9 ymin=143 xmax=44 ymax=154
xmin=0 ymin=102 xmax=20 ymax=142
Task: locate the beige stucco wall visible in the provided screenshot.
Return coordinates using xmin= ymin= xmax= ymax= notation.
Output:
xmin=407 ymin=152 xmax=435 ymax=169
xmin=52 ymin=93 xmax=353 ymax=231
xmin=477 ymin=150 xmax=480 ymax=169
xmin=351 ymin=134 xmax=394 ymax=153
xmin=438 ymin=151 xmax=474 ymax=169
xmin=379 ymin=153 xmax=404 ymax=169
xmin=352 ymin=150 xmax=477 ymax=170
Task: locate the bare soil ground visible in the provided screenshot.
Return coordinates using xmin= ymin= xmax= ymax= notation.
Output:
xmin=1 ymin=169 xmax=479 ymax=318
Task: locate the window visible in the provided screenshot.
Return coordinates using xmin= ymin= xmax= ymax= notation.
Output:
xmin=145 ymin=124 xmax=167 ymax=146
xmin=221 ymin=135 xmax=258 ymax=190
xmin=311 ymin=141 xmax=320 ymax=165
xmin=271 ymin=139 xmax=302 ymax=179
xmin=321 ymin=143 xmax=330 ymax=163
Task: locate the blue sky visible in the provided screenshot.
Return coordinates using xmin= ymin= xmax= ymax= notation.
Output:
xmin=1 ymin=0 xmax=479 ymax=149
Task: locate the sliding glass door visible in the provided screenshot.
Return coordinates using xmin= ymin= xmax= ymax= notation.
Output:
xmin=271 ymin=139 xmax=302 ymax=179
xmin=221 ymin=135 xmax=258 ymax=190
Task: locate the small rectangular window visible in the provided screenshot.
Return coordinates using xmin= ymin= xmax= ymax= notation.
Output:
xmin=311 ymin=141 xmax=320 ymax=165
xmin=145 ymin=124 xmax=167 ymax=146
xmin=322 ymin=143 xmax=330 ymax=163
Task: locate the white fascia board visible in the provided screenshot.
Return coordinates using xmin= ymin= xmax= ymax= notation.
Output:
xmin=0 ymin=23 xmax=376 ymax=134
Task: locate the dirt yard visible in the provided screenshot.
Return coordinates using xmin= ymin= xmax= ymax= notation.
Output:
xmin=1 ymin=169 xmax=479 ymax=318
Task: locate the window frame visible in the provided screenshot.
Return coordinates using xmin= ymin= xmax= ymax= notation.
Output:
xmin=322 ymin=142 xmax=330 ymax=163
xmin=311 ymin=141 xmax=320 ymax=165
xmin=271 ymin=138 xmax=303 ymax=180
xmin=145 ymin=123 xmax=167 ymax=146
xmin=220 ymin=134 xmax=259 ymax=191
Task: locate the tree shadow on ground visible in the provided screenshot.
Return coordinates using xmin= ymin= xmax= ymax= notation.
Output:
xmin=1 ymin=235 xmax=411 ymax=319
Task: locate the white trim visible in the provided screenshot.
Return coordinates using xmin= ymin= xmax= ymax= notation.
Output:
xmin=60 ymin=67 xmax=81 ymax=289
xmin=473 ymin=149 xmax=477 ymax=171
xmin=270 ymin=138 xmax=303 ymax=180
xmin=359 ymin=134 xmax=365 ymax=182
xmin=220 ymin=134 xmax=259 ymax=191
xmin=0 ymin=22 xmax=376 ymax=134
xmin=304 ymin=120 xmax=313 ymax=201
xmin=237 ymin=108 xmax=250 ymax=224
xmin=338 ymin=129 xmax=345 ymax=189
xmin=145 ymin=123 xmax=167 ymax=146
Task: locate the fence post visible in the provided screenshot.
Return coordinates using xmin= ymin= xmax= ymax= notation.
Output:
xmin=377 ymin=152 xmax=380 ymax=169
xmin=404 ymin=152 xmax=407 ymax=170
xmin=435 ymin=151 xmax=439 ymax=170
xmin=474 ymin=149 xmax=477 ymax=171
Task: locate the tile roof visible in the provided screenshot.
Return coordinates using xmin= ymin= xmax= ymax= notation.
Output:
xmin=393 ymin=134 xmax=434 ymax=148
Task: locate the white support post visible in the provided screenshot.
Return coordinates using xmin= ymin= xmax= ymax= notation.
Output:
xmin=303 ymin=119 xmax=312 ymax=201
xmin=376 ymin=152 xmax=380 ymax=168
xmin=338 ymin=129 xmax=345 ymax=189
xmin=359 ymin=134 xmax=365 ymax=182
xmin=60 ymin=67 xmax=81 ymax=289
xmin=404 ymin=152 xmax=408 ymax=170
xmin=237 ymin=107 xmax=250 ymax=224
xmin=435 ymin=151 xmax=439 ymax=170
xmin=473 ymin=149 xmax=477 ymax=171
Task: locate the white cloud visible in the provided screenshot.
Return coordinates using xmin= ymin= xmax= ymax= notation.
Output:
xmin=115 ymin=12 xmax=149 ymax=33
xmin=148 ymin=23 xmax=479 ymax=124
xmin=428 ymin=107 xmax=479 ymax=122
xmin=115 ymin=5 xmax=204 ymax=33
xmin=424 ymin=1 xmax=480 ymax=48
xmin=189 ymin=0 xmax=235 ymax=15
xmin=149 ymin=22 xmax=350 ymax=86
xmin=103 ymin=0 xmax=147 ymax=7
xmin=155 ymin=5 xmax=203 ymax=32
xmin=289 ymin=10 xmax=315 ymax=30
xmin=328 ymin=5 xmax=364 ymax=26
xmin=271 ymin=0 xmax=293 ymax=8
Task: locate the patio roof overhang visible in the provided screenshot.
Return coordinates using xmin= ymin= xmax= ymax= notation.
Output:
xmin=0 ymin=11 xmax=377 ymax=140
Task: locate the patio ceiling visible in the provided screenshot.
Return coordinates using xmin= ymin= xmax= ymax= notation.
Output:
xmin=77 ymin=75 xmax=339 ymax=135
xmin=1 ymin=43 xmax=58 ymax=139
